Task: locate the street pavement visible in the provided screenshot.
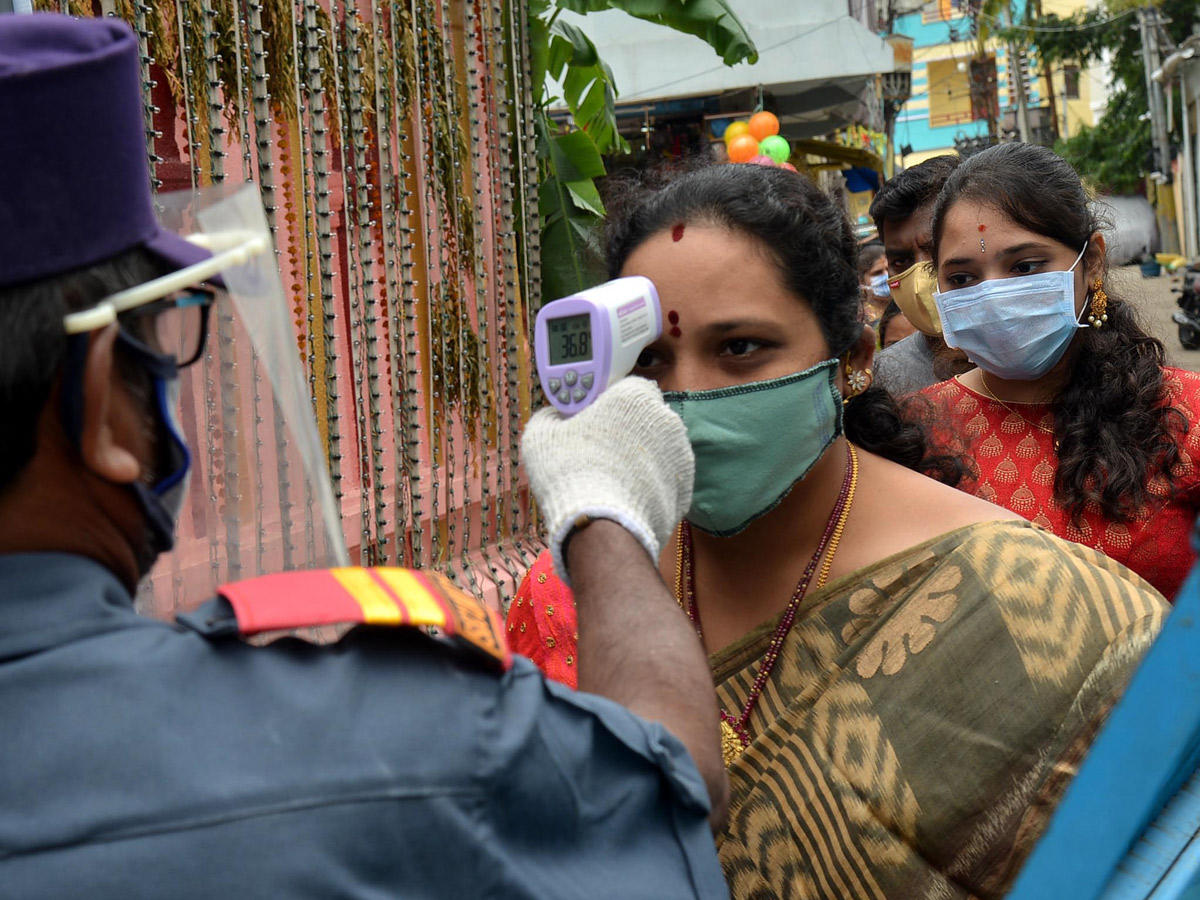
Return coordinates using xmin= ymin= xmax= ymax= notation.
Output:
xmin=1109 ymin=264 xmax=1200 ymax=374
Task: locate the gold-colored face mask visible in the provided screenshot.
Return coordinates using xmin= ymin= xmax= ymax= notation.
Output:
xmin=887 ymin=261 xmax=941 ymax=336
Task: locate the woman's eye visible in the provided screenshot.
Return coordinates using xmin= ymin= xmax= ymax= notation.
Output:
xmin=1013 ymin=259 xmax=1044 ymax=275
xmin=946 ymin=273 xmax=973 ymax=288
xmin=635 ymin=348 xmax=664 ymax=369
xmin=720 ymin=339 xmax=764 ymax=357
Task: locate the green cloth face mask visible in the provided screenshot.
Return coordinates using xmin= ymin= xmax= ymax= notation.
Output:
xmin=663 ymin=358 xmax=844 ymax=537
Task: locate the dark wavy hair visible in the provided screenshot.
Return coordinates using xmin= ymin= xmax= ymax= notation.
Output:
xmin=604 ymin=162 xmax=963 ymax=484
xmin=869 ymin=154 xmax=961 ymax=237
xmin=931 ymin=142 xmax=1186 ymax=523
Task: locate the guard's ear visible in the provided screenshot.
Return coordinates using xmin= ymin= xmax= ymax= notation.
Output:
xmin=78 ymin=324 xmax=142 ymax=485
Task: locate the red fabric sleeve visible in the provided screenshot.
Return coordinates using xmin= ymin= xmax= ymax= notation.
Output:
xmin=505 ymin=551 xmax=580 ymax=690
xmin=1166 ymin=369 xmax=1200 ymax=507
xmin=918 ymin=370 xmax=1200 ymax=599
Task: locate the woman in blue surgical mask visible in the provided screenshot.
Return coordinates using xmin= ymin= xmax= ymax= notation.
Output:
xmin=506 ymin=162 xmax=1167 ymax=899
xmin=918 ymin=142 xmax=1200 ymax=600
xmin=857 ymin=239 xmax=890 ymax=325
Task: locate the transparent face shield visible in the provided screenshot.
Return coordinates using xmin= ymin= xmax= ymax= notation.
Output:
xmin=67 ymin=183 xmax=348 ymax=614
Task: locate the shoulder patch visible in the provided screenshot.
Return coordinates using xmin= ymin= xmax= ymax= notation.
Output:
xmin=216 ymin=568 xmax=511 ymax=671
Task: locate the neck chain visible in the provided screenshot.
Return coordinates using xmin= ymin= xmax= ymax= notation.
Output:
xmin=977 ymin=372 xmax=1059 ymax=451
xmin=676 ymin=442 xmax=859 ymax=767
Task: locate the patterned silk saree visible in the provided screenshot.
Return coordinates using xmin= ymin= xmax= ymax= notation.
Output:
xmin=711 ymin=521 xmax=1163 ymax=899
xmin=506 ymin=521 xmax=1166 ymax=899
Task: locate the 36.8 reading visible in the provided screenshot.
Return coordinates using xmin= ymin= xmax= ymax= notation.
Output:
xmin=559 ymin=331 xmax=590 ymax=361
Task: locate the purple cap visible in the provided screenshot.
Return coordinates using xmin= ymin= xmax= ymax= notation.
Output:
xmin=0 ymin=14 xmax=212 ymax=289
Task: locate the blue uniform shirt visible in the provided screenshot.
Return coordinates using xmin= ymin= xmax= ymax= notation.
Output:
xmin=0 ymin=553 xmax=729 ymax=899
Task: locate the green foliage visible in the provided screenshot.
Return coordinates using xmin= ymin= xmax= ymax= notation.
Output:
xmin=1004 ymin=0 xmax=1199 ymax=194
xmin=530 ymin=13 xmax=623 ymax=304
xmin=1005 ymin=6 xmax=1137 ymax=69
xmin=555 ymin=0 xmax=757 ymax=67
xmin=537 ymin=120 xmax=608 ymax=300
xmin=530 ymin=0 xmax=757 ymax=303
xmin=546 ymin=20 xmax=630 ymax=155
xmin=1055 ymin=87 xmax=1151 ymax=194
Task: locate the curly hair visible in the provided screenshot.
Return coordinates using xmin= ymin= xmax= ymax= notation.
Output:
xmin=931 ymin=142 xmax=1187 ymax=523
xmin=603 ymin=162 xmax=963 ymax=484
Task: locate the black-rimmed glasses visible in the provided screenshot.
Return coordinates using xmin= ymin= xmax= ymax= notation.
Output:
xmin=118 ymin=290 xmax=214 ymax=367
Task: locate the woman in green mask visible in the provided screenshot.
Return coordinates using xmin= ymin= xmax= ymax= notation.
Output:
xmin=507 ymin=163 xmax=1165 ymax=899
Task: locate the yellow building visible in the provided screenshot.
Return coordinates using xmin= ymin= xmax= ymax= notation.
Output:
xmin=892 ymin=0 xmax=1104 ymax=167
xmin=1040 ymin=0 xmax=1106 ymax=141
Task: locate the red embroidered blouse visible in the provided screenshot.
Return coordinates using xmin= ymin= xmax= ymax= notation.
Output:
xmin=918 ymin=368 xmax=1200 ymax=599
xmin=506 ymin=551 xmax=580 ymax=689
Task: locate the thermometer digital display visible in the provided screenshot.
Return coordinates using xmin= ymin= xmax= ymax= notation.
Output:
xmin=534 ymin=276 xmax=661 ymax=415
xmin=546 ymin=313 xmax=593 ymax=365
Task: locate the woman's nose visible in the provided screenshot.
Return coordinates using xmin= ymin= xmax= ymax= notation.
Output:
xmin=659 ymin=355 xmax=726 ymax=393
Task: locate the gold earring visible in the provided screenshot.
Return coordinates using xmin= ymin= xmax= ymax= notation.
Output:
xmin=1087 ymin=278 xmax=1108 ymax=328
xmin=844 ymin=361 xmax=873 ymax=403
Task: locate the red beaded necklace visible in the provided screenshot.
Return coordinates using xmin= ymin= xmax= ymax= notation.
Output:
xmin=676 ymin=442 xmax=859 ymax=766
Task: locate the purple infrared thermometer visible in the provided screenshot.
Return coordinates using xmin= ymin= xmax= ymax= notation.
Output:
xmin=534 ymin=276 xmax=662 ymax=415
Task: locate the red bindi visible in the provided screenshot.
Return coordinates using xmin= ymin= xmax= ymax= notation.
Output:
xmin=978 ymin=224 xmax=986 ymax=232
xmin=667 ymin=310 xmax=679 ymax=325
xmin=672 ymin=224 xmax=685 ymax=242
xmin=669 ymin=327 xmax=682 ymax=338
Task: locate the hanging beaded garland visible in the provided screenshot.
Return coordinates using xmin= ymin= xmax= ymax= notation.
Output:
xmin=40 ymin=0 xmax=543 ymax=612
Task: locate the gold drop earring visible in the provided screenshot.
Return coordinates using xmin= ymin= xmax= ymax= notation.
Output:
xmin=1087 ymin=277 xmax=1109 ymax=328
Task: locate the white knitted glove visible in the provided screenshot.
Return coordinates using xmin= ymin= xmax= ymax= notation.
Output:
xmin=521 ymin=377 xmax=695 ymax=585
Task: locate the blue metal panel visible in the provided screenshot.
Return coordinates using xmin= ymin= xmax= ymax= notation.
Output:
xmin=1008 ymin=548 xmax=1200 ymax=900
xmin=1103 ymin=769 xmax=1200 ymax=899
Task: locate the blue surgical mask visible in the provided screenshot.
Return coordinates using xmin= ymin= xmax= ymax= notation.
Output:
xmin=869 ymin=273 xmax=891 ymax=300
xmin=116 ymin=331 xmax=192 ymax=555
xmin=663 ymin=359 xmax=843 ymax=536
xmin=60 ymin=331 xmax=191 ymax=555
xmin=934 ymin=243 xmax=1089 ymax=381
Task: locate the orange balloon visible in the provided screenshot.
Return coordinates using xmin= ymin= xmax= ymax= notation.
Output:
xmin=748 ymin=111 xmax=780 ymax=142
xmin=727 ymin=134 xmax=760 ymax=163
xmin=723 ymin=120 xmax=750 ymax=146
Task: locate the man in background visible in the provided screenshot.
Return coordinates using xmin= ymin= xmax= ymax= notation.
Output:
xmin=869 ymin=155 xmax=973 ymax=394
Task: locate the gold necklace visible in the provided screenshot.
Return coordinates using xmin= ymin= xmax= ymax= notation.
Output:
xmin=976 ymin=373 xmax=1059 ymax=451
xmin=675 ymin=443 xmax=859 ymax=766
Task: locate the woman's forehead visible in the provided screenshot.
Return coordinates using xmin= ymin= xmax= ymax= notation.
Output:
xmin=619 ymin=225 xmax=803 ymax=313
xmin=941 ymin=200 xmax=1044 ymax=245
xmin=938 ymin=199 xmax=1084 ymax=265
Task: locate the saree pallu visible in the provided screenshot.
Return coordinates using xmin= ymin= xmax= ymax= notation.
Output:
xmin=506 ymin=521 xmax=1167 ymax=899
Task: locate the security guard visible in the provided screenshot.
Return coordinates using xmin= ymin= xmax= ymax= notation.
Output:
xmin=0 ymin=14 xmax=728 ymax=898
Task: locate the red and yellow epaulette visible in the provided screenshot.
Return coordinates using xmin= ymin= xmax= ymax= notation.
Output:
xmin=216 ymin=567 xmax=511 ymax=671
